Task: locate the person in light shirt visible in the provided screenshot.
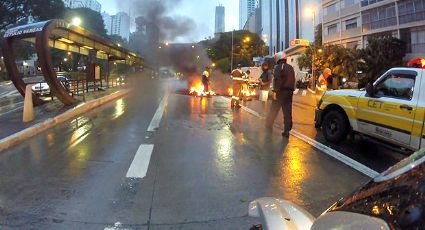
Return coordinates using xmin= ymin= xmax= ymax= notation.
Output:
xmin=317 ymin=68 xmax=332 ymax=92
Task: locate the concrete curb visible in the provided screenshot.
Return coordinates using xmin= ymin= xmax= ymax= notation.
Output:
xmin=0 ymin=89 xmax=131 ymax=152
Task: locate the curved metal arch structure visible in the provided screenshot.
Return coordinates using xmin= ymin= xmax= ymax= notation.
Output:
xmin=2 ymin=20 xmax=142 ymax=106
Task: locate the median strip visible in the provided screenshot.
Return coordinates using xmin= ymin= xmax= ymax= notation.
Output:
xmin=0 ymin=89 xmax=131 ymax=152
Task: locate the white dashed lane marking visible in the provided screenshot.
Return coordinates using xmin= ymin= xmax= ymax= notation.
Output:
xmin=126 ymin=144 xmax=154 ymax=178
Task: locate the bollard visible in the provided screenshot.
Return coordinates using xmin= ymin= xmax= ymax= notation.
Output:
xmin=23 ymin=84 xmax=35 ymax=122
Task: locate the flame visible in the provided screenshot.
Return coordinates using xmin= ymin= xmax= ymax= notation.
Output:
xmin=242 ymin=89 xmax=256 ymax=97
xmin=227 ymin=88 xmax=256 ymax=97
xmin=228 ymin=88 xmax=233 ymax=96
xmin=189 ymin=80 xmax=215 ymax=96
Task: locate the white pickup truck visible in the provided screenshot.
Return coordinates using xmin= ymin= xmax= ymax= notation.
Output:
xmin=315 ymin=67 xmax=425 ymax=151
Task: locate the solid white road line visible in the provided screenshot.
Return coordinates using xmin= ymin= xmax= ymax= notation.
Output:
xmin=221 ymin=96 xmax=379 ymax=178
xmin=126 ymin=144 xmax=154 ymax=178
xmin=290 ymin=130 xmax=379 ymax=178
xmin=293 ymin=89 xmax=299 ymax=95
xmin=221 ymin=96 xmax=262 ymax=117
xmin=147 ymin=92 xmax=169 ymax=132
xmin=302 ymin=90 xmax=307 ymax=96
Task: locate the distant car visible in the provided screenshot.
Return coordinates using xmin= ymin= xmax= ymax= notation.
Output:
xmin=31 ymin=76 xmax=71 ymax=95
xmin=117 ymin=75 xmax=126 ymax=85
xmin=250 ymin=148 xmax=425 ymax=229
xmin=31 ymin=82 xmax=50 ymax=95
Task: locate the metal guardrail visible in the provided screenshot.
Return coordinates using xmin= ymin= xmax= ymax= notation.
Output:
xmin=27 ymin=77 xmax=126 ymax=102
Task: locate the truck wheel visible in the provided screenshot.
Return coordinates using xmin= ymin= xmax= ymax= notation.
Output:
xmin=322 ymin=110 xmax=349 ymax=143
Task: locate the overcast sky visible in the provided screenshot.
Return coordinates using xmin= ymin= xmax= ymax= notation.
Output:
xmin=98 ymin=0 xmax=239 ymax=42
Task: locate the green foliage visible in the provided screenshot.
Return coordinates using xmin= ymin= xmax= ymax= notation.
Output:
xmin=315 ymin=23 xmax=323 ymax=46
xmin=215 ymin=58 xmax=231 ymax=73
xmin=108 ymin=34 xmax=128 ymax=46
xmin=297 ymin=36 xmax=406 ymax=86
xmin=358 ymin=37 xmax=407 ymax=85
xmin=26 ymin=0 xmax=65 ymax=21
xmin=0 ymin=0 xmax=65 ymax=31
xmin=205 ymin=30 xmax=266 ymax=73
xmin=63 ymin=7 xmax=107 ymax=37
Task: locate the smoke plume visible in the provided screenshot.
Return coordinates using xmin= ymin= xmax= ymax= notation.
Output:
xmin=120 ymin=0 xmax=197 ymax=42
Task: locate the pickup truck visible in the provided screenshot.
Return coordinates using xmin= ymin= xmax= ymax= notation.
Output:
xmin=315 ymin=67 xmax=425 ymax=151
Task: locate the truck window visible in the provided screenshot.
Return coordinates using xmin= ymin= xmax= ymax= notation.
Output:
xmin=375 ymin=73 xmax=416 ymax=100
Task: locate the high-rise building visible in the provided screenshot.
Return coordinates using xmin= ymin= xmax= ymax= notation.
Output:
xmin=215 ymin=5 xmax=225 ymax=34
xmin=243 ymin=7 xmax=262 ymax=34
xmin=63 ymin=0 xmax=101 ymax=12
xmin=322 ymin=0 xmax=425 ymax=59
xmin=260 ymin=0 xmax=320 ymax=54
xmin=240 ymin=0 xmax=258 ymax=29
xmin=101 ymin=12 xmax=112 ymax=35
xmin=102 ymin=12 xmax=130 ymax=41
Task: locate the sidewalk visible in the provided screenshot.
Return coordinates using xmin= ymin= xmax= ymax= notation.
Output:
xmin=0 ymin=86 xmax=128 ymax=141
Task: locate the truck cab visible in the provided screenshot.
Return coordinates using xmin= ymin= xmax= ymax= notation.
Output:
xmin=315 ymin=67 xmax=425 ymax=151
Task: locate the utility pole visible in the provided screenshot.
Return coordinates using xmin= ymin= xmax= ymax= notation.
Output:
xmin=231 ymin=29 xmax=234 ymax=71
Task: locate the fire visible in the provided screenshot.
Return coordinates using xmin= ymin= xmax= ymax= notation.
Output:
xmin=227 ymin=88 xmax=256 ymax=97
xmin=228 ymin=88 xmax=233 ymax=96
xmin=242 ymin=89 xmax=256 ymax=97
xmin=189 ymin=81 xmax=215 ymax=96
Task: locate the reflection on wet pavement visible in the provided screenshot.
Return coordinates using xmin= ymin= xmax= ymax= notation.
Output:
xmin=112 ymin=98 xmax=126 ymax=120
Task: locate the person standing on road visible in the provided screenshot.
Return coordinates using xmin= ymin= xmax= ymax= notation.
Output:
xmin=259 ymin=63 xmax=272 ymax=102
xmin=202 ymin=66 xmax=210 ymax=95
xmin=259 ymin=63 xmax=272 ymax=91
xmin=265 ymin=52 xmax=295 ymax=137
xmin=230 ymin=64 xmax=244 ymax=108
xmin=317 ymin=68 xmax=332 ymax=92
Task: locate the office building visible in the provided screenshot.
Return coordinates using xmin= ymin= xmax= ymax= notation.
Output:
xmin=215 ymin=5 xmax=225 ymax=34
xmin=63 ymin=0 xmax=101 ymax=12
xmin=322 ymin=0 xmax=425 ymax=59
xmin=260 ymin=0 xmax=311 ymax=54
xmin=243 ymin=7 xmax=262 ymax=34
xmin=240 ymin=0 xmax=258 ymax=29
xmin=101 ymin=12 xmax=112 ymax=35
xmin=102 ymin=12 xmax=130 ymax=41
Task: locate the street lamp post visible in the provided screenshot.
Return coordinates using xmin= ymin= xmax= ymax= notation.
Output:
xmin=311 ymin=10 xmax=316 ymax=90
xmin=231 ymin=30 xmax=234 ymax=71
xmin=305 ymin=8 xmax=317 ymax=90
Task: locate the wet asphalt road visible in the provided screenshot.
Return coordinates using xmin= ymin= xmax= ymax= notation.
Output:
xmin=243 ymin=90 xmax=407 ymax=173
xmin=0 ymin=75 xmax=369 ymax=229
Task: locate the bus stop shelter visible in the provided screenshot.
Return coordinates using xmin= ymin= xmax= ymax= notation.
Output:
xmin=2 ymin=19 xmax=142 ymax=106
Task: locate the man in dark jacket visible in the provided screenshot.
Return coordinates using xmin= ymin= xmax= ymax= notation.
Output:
xmin=265 ymin=52 xmax=295 ymax=137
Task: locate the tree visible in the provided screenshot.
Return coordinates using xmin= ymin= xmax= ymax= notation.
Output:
xmin=297 ymin=44 xmax=361 ymax=83
xmin=358 ymin=37 xmax=407 ymax=85
xmin=63 ymin=8 xmax=107 ymax=37
xmin=204 ymin=30 xmax=265 ymax=73
xmin=0 ymin=0 xmax=65 ymax=31
xmin=108 ymin=35 xmax=128 ymax=46
xmin=315 ymin=23 xmax=323 ymax=46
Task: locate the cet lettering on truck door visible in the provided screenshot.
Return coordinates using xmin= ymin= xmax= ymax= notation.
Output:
xmin=357 ymin=70 xmax=418 ymax=147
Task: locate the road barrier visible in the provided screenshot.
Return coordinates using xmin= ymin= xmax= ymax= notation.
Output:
xmin=22 ymin=85 xmax=34 ymax=122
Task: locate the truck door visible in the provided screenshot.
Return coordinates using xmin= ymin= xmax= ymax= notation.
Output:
xmin=357 ymin=70 xmax=420 ymax=147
